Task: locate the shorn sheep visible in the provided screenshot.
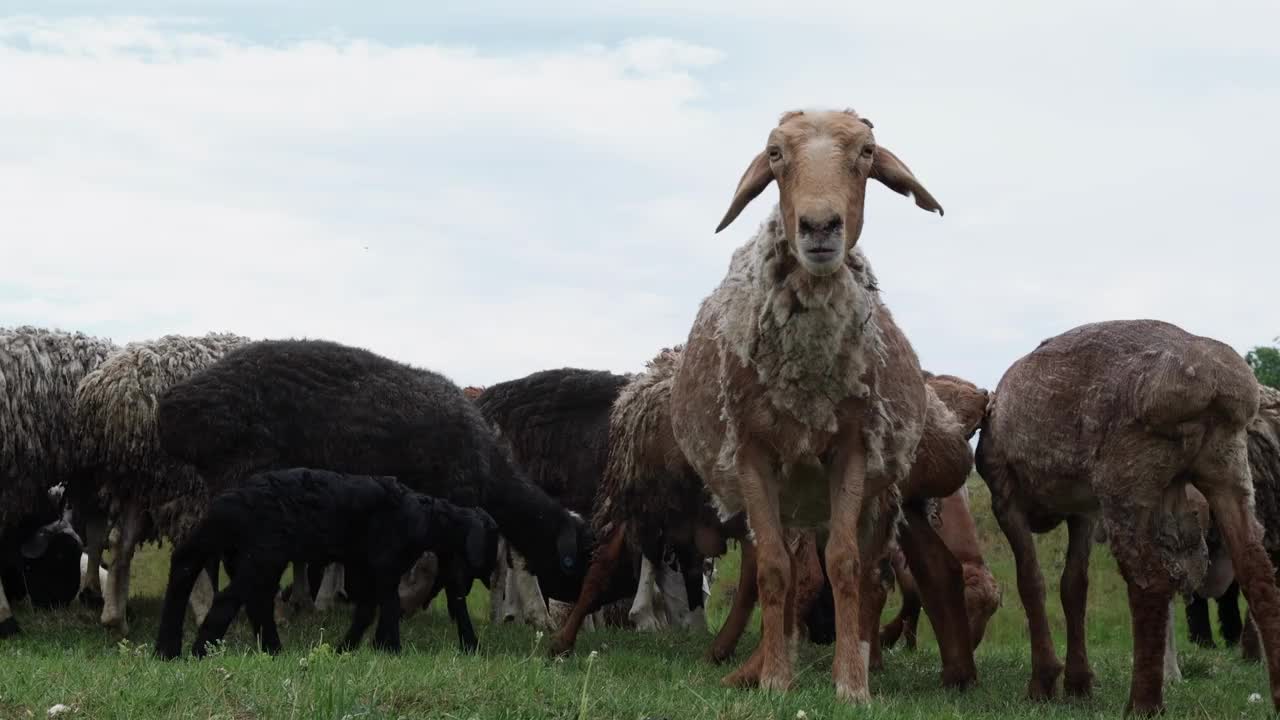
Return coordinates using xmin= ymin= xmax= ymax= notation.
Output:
xmin=547 ymin=348 xmax=747 ymax=657
xmin=74 ymin=332 xmax=251 ymax=636
xmin=155 ymin=467 xmax=498 ymax=659
xmin=670 ymin=108 xmax=943 ymax=701
xmin=0 ymin=326 xmax=116 ymax=637
xmin=976 ymin=319 xmax=1280 ymax=714
xmin=155 ymin=338 xmax=588 ymax=600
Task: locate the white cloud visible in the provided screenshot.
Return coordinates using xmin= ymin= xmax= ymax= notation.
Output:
xmin=1 ymin=9 xmax=1278 ymax=392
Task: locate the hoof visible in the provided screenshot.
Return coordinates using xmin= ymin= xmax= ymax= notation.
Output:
xmin=0 ymin=617 xmax=19 ymax=638
xmin=79 ymin=590 xmax=105 ymax=611
xmin=835 ymin=682 xmax=871 ymax=704
xmin=548 ymin=633 xmax=575 ymax=658
xmin=154 ymin=642 xmax=181 ymax=661
xmin=941 ymin=665 xmax=977 ymax=690
xmin=722 ymin=649 xmax=766 ymax=688
xmin=100 ymin=616 xmax=129 ymax=637
xmin=1124 ymin=698 xmax=1165 ymax=717
xmin=706 ymin=640 xmax=736 ymax=665
xmin=1064 ymin=669 xmax=1096 ymax=698
xmin=1028 ymin=663 xmax=1063 ymax=702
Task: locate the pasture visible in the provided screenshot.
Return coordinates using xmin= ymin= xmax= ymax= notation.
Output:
xmin=0 ymin=478 xmax=1271 ymax=719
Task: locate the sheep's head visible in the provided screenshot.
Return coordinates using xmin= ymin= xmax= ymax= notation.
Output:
xmin=715 ymin=109 xmax=943 ymax=276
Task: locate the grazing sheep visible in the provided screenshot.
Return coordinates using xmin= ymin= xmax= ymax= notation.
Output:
xmin=877 ymin=373 xmax=999 ymax=664
xmin=549 ymin=348 xmax=747 ymax=657
xmin=155 ymin=338 xmax=588 ymax=599
xmin=154 ymin=467 xmax=498 ymax=659
xmin=1 ymin=496 xmax=86 ymax=613
xmin=976 ymin=319 xmax=1280 ymax=715
xmin=670 ymin=109 xmax=943 ymax=701
xmin=0 ymin=326 xmax=116 ymax=636
xmin=74 ymin=332 xmax=251 ymax=635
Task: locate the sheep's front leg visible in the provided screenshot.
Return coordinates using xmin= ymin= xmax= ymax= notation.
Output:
xmin=0 ymin=577 xmax=17 ymax=637
xmin=101 ymin=501 xmax=145 ymax=635
xmin=1218 ymin=581 xmax=1243 ymax=647
xmin=443 ymin=570 xmax=479 ymax=654
xmin=371 ymin=573 xmax=405 ymax=654
xmin=723 ymin=445 xmax=790 ymax=693
xmin=189 ymin=569 xmax=215 ymax=626
xmin=629 ymin=554 xmax=664 ymax=631
xmin=822 ymin=432 xmax=871 ymax=703
xmin=880 ymin=548 xmax=919 ymax=650
xmin=288 ymin=561 xmax=315 ymax=615
xmin=897 ymin=504 xmax=977 ymax=688
xmin=549 ymin=524 xmax=627 ymax=657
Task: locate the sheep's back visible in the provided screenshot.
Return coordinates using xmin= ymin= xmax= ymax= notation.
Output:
xmin=475 ymin=368 xmax=627 ymax=516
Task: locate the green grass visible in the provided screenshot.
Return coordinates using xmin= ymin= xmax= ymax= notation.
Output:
xmin=0 ymin=477 xmax=1275 ymax=719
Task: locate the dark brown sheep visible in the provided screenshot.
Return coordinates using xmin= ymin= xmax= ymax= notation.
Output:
xmin=976 ymin=319 xmax=1280 ymax=715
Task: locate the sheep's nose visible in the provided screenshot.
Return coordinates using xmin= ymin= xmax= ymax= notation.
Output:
xmin=797 ymin=214 xmax=843 ymax=237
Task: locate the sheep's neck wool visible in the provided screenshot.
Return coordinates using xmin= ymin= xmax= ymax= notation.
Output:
xmin=713 ymin=206 xmax=891 ymax=470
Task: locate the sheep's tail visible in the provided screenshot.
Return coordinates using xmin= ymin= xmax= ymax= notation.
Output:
xmin=154 ymin=521 xmax=218 ymax=659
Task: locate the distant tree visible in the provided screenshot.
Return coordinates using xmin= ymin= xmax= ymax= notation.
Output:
xmin=1247 ymin=340 xmax=1280 ymax=389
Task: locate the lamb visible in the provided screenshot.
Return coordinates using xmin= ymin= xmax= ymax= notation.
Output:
xmin=669 ymin=108 xmax=943 ymax=701
xmin=154 ymin=467 xmax=497 ymax=659
xmin=155 ymin=338 xmax=588 ymax=601
xmin=74 ymin=332 xmax=251 ymax=636
xmin=0 ymin=326 xmax=116 ymax=637
xmin=545 ymin=349 xmax=747 ymax=657
xmin=976 ymin=319 xmax=1280 ymax=715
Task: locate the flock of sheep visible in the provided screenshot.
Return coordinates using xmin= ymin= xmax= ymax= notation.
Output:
xmin=3 ymin=108 xmax=1280 ymax=716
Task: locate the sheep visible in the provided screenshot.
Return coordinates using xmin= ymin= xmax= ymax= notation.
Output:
xmin=73 ymin=332 xmax=251 ymax=636
xmin=669 ymin=109 xmax=943 ymax=702
xmin=155 ymin=338 xmax=588 ymax=602
xmin=154 ymin=467 xmax=498 ymax=659
xmin=976 ymin=319 xmax=1280 ymax=715
xmin=0 ymin=326 xmax=116 ymax=636
xmin=706 ymin=374 xmax=997 ymax=687
xmin=1 ymin=495 xmax=86 ymax=613
xmin=548 ymin=347 xmax=748 ymax=657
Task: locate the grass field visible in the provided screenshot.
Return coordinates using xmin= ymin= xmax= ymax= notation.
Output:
xmin=0 ymin=477 xmax=1275 ymax=719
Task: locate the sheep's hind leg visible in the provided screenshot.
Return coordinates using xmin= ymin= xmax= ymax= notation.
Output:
xmin=993 ymin=499 xmax=1062 ymax=701
xmin=245 ymin=585 xmax=284 ymax=655
xmin=707 ymin=539 xmax=757 ymax=663
xmin=1061 ymin=515 xmax=1097 ymax=697
xmin=101 ymin=501 xmax=145 ymax=635
xmin=79 ymin=510 xmax=108 ymax=609
xmin=1186 ymin=594 xmax=1214 ymax=647
xmin=1218 ymin=581 xmax=1243 ymax=646
xmin=880 ymin=548 xmax=919 ymax=651
xmin=371 ymin=573 xmax=406 ymax=654
xmin=0 ymin=577 xmax=17 ymax=637
xmin=338 ymin=564 xmax=376 ymax=653
xmin=193 ymin=582 xmax=249 ymax=658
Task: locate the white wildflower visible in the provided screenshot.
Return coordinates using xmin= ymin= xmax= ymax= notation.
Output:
xmin=48 ymin=705 xmax=71 ymax=718
xmin=1250 ymin=693 xmax=1263 ymax=703
xmin=796 ymin=711 xmax=808 ymax=720
xmin=589 ymin=650 xmax=600 ymax=660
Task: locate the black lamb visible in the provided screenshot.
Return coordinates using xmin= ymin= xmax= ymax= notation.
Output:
xmin=154 ymin=467 xmax=497 ymax=659
xmin=155 ymin=338 xmax=589 ymax=601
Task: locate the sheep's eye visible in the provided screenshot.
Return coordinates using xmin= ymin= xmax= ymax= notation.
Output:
xmin=767 ymin=146 xmax=783 ymax=162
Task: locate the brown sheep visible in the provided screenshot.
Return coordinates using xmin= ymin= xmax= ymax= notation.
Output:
xmin=975 ymin=319 xmax=1280 ymax=715
xmin=670 ymin=108 xmax=943 ymax=702
xmin=710 ymin=374 xmax=996 ymax=687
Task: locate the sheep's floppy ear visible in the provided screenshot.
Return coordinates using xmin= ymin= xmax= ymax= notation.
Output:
xmin=556 ymin=517 xmax=581 ymax=573
xmin=871 ymin=145 xmax=944 ymax=216
xmin=715 ymin=150 xmax=775 ymax=233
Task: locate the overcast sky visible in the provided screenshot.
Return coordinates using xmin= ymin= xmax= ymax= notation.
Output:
xmin=2 ymin=2 xmax=1278 ymax=391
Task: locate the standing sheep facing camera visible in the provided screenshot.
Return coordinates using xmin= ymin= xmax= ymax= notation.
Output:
xmin=0 ymin=326 xmax=116 ymax=637
xmin=155 ymin=339 xmax=590 ymax=600
xmin=155 ymin=467 xmax=497 ymax=658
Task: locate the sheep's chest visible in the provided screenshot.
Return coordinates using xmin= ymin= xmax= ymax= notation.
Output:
xmin=777 ymin=457 xmax=832 ymax=529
